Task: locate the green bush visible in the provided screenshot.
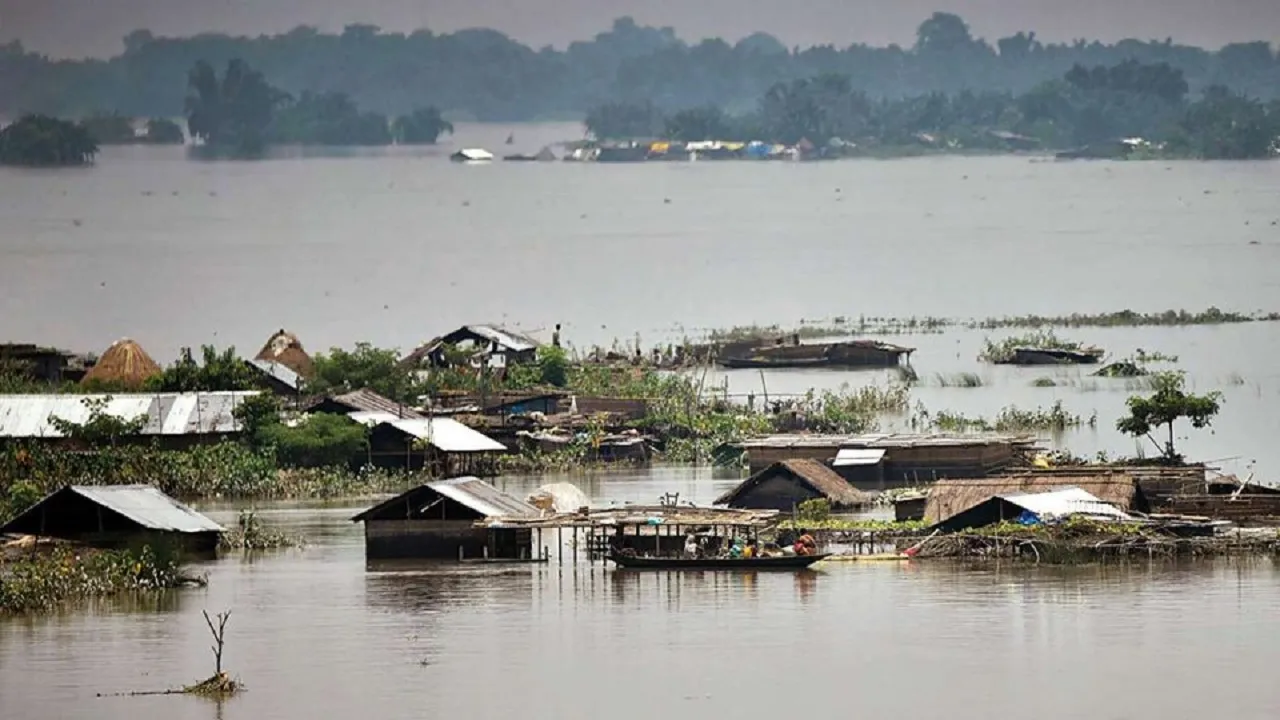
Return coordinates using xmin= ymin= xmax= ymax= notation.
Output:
xmin=258 ymin=413 xmax=368 ymax=468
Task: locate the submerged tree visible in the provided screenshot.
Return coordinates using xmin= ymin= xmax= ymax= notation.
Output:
xmin=1115 ymin=371 xmax=1222 ymax=463
xmin=0 ymin=115 xmax=98 ymax=166
xmin=270 ymin=91 xmax=392 ymax=145
xmin=392 ymin=106 xmax=454 ymax=144
xmin=185 ymin=59 xmax=288 ymax=155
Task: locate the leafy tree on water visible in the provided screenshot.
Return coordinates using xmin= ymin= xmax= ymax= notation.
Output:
xmin=1116 ymin=371 xmax=1222 ymax=463
xmin=186 ymin=59 xmax=288 ymax=155
xmin=0 ymin=114 xmax=97 ymax=166
xmin=269 ymin=91 xmax=392 ymax=145
xmin=392 ymin=107 xmax=454 ymax=145
xmin=307 ymin=343 xmax=424 ymax=404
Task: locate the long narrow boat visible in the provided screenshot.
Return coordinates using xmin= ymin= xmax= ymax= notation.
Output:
xmin=608 ymin=553 xmax=830 ymax=570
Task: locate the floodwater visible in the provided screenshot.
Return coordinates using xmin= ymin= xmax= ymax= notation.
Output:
xmin=2 ymin=124 xmax=1278 ymax=477
xmin=3 ymin=468 xmax=1280 ymax=720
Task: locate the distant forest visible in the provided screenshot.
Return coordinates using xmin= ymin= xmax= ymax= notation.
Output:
xmin=2 ymin=13 xmax=1278 ymax=121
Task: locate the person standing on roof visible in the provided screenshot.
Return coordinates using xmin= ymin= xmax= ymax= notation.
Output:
xmin=552 ymin=324 xmax=562 ymax=348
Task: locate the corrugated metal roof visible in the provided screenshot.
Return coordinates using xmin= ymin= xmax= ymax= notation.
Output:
xmin=0 ymin=392 xmax=259 ymax=438
xmin=375 ymin=417 xmax=506 ymax=453
xmin=247 ymin=358 xmax=301 ymax=391
xmin=1001 ymin=487 xmax=1130 ymax=521
xmin=347 ymin=411 xmax=402 ymax=427
xmin=461 ymin=325 xmax=539 ymax=353
xmin=427 ymin=477 xmax=541 ymax=518
xmin=833 ymin=448 xmax=887 ymax=467
xmin=324 ymin=389 xmax=422 ymax=418
xmin=58 ymin=485 xmax=222 ymax=532
xmin=739 ymin=432 xmax=1036 ymax=449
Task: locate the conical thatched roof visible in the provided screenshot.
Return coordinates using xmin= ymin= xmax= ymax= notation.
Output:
xmin=81 ymin=338 xmax=161 ymax=388
xmin=254 ymin=329 xmax=314 ymax=379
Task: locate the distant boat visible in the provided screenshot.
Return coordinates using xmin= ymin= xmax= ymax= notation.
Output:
xmin=505 ymin=133 xmax=515 ymax=145
xmin=450 ymin=148 xmax=494 ymax=163
xmin=608 ymin=552 xmax=830 ymax=570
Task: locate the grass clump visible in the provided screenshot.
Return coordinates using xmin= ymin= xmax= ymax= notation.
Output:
xmin=217 ymin=510 xmax=303 ymax=551
xmin=915 ymin=400 xmax=1095 ymax=434
xmin=973 ymin=307 xmax=1279 ymax=329
xmin=1031 ymin=377 xmax=1058 ymax=387
xmin=936 ymin=372 xmax=983 ymax=388
xmin=0 ymin=544 xmax=185 ymax=614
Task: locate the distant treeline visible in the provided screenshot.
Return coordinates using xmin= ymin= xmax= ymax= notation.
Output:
xmin=2 ymin=13 xmax=1280 ymax=122
xmin=587 ymin=61 xmax=1280 ymax=159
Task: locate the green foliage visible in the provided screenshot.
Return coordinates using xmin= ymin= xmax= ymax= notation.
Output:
xmin=0 ymin=114 xmax=97 ymax=166
xmin=217 ymin=510 xmax=303 ymax=551
xmin=778 ymin=518 xmax=927 ymax=532
xmin=664 ymin=106 xmax=734 ymax=141
xmin=145 ymin=118 xmax=185 ymax=144
xmin=79 ymin=112 xmax=136 ymax=144
xmin=257 ymin=414 xmax=368 ymax=468
xmin=269 ymin=91 xmax=391 ymax=145
xmin=919 ymin=400 xmax=1093 ymax=434
xmin=308 ymin=342 xmax=423 ymax=404
xmin=2 ymin=479 xmax=43 ymax=525
xmin=47 ymin=397 xmax=147 ymax=447
xmin=232 ymin=393 xmax=283 ymax=441
xmin=1171 ymin=85 xmax=1280 ymax=159
xmin=1116 ymin=371 xmax=1222 ymax=462
xmin=585 ymin=101 xmax=665 ymax=139
xmin=796 ymin=498 xmax=831 ymax=522
xmin=537 ymin=346 xmax=570 ymax=388
xmin=0 ymin=545 xmax=182 ymax=614
xmin=392 ymin=107 xmax=453 ymax=144
xmin=149 ymin=345 xmax=257 ymax=392
xmin=186 ymin=59 xmax=288 ymax=155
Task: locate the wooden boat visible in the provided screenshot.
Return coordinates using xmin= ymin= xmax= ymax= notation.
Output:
xmin=607 ymin=552 xmax=830 ymax=570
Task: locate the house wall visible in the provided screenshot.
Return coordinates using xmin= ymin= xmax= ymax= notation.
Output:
xmin=364 ymin=519 xmax=491 ymax=559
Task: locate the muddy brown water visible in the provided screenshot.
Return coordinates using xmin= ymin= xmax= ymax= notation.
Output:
xmin=3 ymin=467 xmax=1280 ymax=719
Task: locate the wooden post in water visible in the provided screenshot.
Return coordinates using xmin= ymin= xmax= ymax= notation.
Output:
xmin=558 ymin=527 xmax=563 ymax=564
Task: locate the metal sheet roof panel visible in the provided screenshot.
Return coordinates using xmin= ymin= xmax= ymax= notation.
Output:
xmin=426 ymin=476 xmax=541 ymax=518
xmin=69 ymin=485 xmax=224 ymax=533
xmin=380 ymin=417 xmax=506 ymax=452
xmin=833 ymin=448 xmax=887 ymax=466
xmin=1000 ymin=487 xmax=1130 ymax=521
xmin=248 ymin=359 xmax=301 ymax=391
xmin=0 ymin=392 xmax=257 ymax=438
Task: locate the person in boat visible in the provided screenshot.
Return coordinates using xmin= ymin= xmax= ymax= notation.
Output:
xmin=684 ymin=533 xmax=699 ymax=559
xmin=794 ymin=530 xmax=818 ymax=556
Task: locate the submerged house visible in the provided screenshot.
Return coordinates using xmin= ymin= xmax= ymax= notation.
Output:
xmin=924 ymin=474 xmax=1149 ymax=527
xmin=930 ymin=486 xmax=1132 ymax=533
xmin=352 ymin=413 xmax=506 ymax=473
xmin=998 ymin=347 xmax=1105 ymax=365
xmin=735 ymin=433 xmax=1038 ymax=489
xmin=0 ymin=484 xmax=223 ymax=554
xmin=351 ymin=477 xmax=542 ymax=559
xmin=715 ymin=459 xmax=871 ymax=512
xmin=720 ymin=339 xmax=914 ymax=369
xmin=304 ymin=388 xmax=422 ymax=418
xmin=0 ymin=343 xmax=94 ymax=384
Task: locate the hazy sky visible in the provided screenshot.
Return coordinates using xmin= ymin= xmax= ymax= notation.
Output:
xmin=2 ymin=0 xmax=1278 ymax=58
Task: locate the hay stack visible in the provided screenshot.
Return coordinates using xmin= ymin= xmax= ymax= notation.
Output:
xmin=254 ymin=329 xmax=314 ymax=379
xmin=81 ymin=338 xmax=161 ymax=388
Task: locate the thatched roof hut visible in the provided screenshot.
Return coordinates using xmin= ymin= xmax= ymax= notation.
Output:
xmin=924 ymin=474 xmax=1149 ymax=525
xmin=255 ymin=329 xmax=314 ymax=379
xmin=80 ymin=338 xmax=161 ymax=388
xmin=715 ymin=459 xmax=871 ymax=511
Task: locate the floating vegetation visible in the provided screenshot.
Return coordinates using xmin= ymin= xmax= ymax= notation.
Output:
xmin=971 ymin=307 xmax=1280 ymax=329
xmin=978 ymin=329 xmax=1086 ymax=363
xmin=1133 ymin=349 xmax=1179 ymax=364
xmin=1226 ymin=372 xmax=1246 ymax=386
xmin=935 ymin=372 xmax=984 ymax=388
xmin=0 ymin=545 xmax=188 ymax=614
xmin=1031 ymin=377 xmax=1058 ymax=387
xmin=778 ymin=518 xmax=927 ymax=532
xmin=1094 ymin=362 xmax=1148 ymax=378
xmin=217 ymin=510 xmax=304 ymax=551
xmin=916 ymin=400 xmax=1095 ymax=434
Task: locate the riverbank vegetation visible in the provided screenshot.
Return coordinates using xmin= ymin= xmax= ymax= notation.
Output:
xmin=78 ymin=113 xmax=184 ymax=145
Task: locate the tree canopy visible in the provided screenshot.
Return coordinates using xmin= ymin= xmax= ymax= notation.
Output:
xmin=0 ymin=114 xmax=97 ymax=166
xmin=2 ymin=15 xmax=1279 ymax=122
xmin=1115 ymin=371 xmax=1222 ymax=463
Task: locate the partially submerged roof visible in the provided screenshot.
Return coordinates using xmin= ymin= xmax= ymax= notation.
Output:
xmin=924 ymin=474 xmax=1149 ymax=524
xmin=715 ymin=459 xmax=870 ymax=507
xmin=368 ymin=416 xmax=506 ymax=453
xmin=401 ymin=325 xmax=541 ymax=368
xmin=930 ymin=486 xmax=1131 ymax=532
xmin=0 ymin=392 xmax=259 ymax=438
xmin=737 ymin=432 xmax=1037 ymax=450
xmin=351 ymin=476 xmax=540 ymax=522
xmin=1 ymin=484 xmax=224 ymax=535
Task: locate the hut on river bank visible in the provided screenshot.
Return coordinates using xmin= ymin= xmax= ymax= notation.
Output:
xmin=351 ymin=477 xmax=541 ymax=560
xmin=81 ymin=338 xmax=161 ymax=389
xmin=0 ymin=484 xmax=223 ymax=555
